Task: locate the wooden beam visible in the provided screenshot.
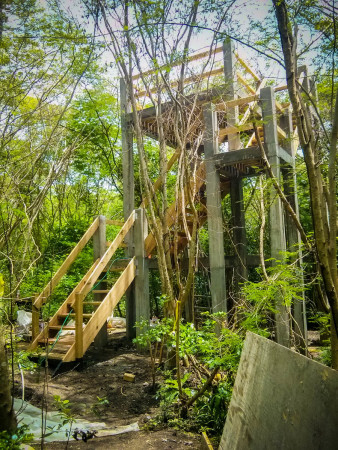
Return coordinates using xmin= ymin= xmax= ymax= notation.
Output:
xmin=236 ymin=72 xmax=257 ymax=95
xmin=33 ymin=217 xmax=99 ymax=309
xmin=234 ymin=51 xmax=261 ymax=82
xmin=64 ymin=258 xmax=136 ymax=362
xmin=79 ymin=211 xmax=135 ymax=298
xmin=144 ymin=162 xmax=206 ymax=254
xmin=106 ymin=219 xmax=124 ymax=226
xmin=140 ymin=149 xmax=180 ymax=207
xmin=134 ymin=67 xmax=224 ymax=98
xmin=75 ymin=292 xmax=84 ymax=359
xmin=29 ymin=258 xmax=100 ymax=350
xmin=132 ymin=47 xmax=223 ymax=81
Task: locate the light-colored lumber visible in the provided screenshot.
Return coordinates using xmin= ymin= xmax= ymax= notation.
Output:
xmin=64 ymin=258 xmax=136 ymax=362
xmin=234 ymin=51 xmax=261 ymax=82
xmin=79 ymin=211 xmax=135 ymax=298
xmin=106 ymin=219 xmax=124 ymax=226
xmin=236 ymin=72 xmax=257 ymax=95
xmin=239 ymin=78 xmax=267 ymax=126
xmin=132 ymin=46 xmax=223 ymax=81
xmin=29 ymin=258 xmax=100 ymax=350
xmin=144 ymin=162 xmax=206 ymax=254
xmin=33 ymin=217 xmax=99 ymax=309
xmin=134 ymin=67 xmax=224 ymax=98
xmin=75 ymin=292 xmax=84 ymax=359
xmin=31 ymin=294 xmax=39 ymax=341
xmin=140 ymin=148 xmax=180 ymax=207
xmin=219 ymin=122 xmax=254 ymax=138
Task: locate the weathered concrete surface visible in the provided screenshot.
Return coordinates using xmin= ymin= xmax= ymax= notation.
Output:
xmin=219 ymin=332 xmax=338 ymax=450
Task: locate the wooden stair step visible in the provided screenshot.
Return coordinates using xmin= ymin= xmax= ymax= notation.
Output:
xmin=58 ymin=313 xmax=93 ymax=319
xmin=92 ymin=290 xmax=109 ymax=294
xmin=49 ymin=325 xmax=76 ymax=330
xmin=38 ymin=337 xmax=74 ymax=344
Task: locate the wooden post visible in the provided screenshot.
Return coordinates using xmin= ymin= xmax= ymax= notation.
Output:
xmin=75 ymin=292 xmax=83 ymax=359
xmin=120 ymin=78 xmax=136 ymax=339
xmin=223 ymin=39 xmax=248 ymax=296
xmin=31 ymin=293 xmax=39 ymax=341
xmin=280 ymin=107 xmax=307 ymax=353
xmin=261 ymin=86 xmax=290 ymax=347
xmin=203 ymin=103 xmax=227 ymax=314
xmin=134 ymin=208 xmax=149 ymax=338
xmin=93 ymin=215 xmax=107 ymax=348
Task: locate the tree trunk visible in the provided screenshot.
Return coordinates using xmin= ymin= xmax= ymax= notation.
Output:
xmin=0 ymin=331 xmax=16 ymax=433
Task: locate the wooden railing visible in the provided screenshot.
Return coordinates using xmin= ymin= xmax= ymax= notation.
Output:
xmin=33 ymin=217 xmax=100 ymax=310
xmin=63 ymin=212 xmax=136 ymax=361
xmin=66 ymin=257 xmax=136 ymax=362
xmin=31 ymin=217 xmax=100 ymax=342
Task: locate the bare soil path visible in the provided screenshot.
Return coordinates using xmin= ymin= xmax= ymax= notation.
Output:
xmin=15 ymin=331 xmax=201 ymax=449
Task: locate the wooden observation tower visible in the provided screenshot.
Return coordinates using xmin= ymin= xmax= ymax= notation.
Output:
xmin=29 ymin=40 xmax=307 ymax=363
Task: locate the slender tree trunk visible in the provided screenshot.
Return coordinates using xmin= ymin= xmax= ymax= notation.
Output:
xmin=273 ymin=0 xmax=338 ymax=369
xmin=0 ymin=330 xmax=16 ymax=433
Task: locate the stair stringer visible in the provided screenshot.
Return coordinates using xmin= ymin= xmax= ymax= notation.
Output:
xmin=62 ymin=257 xmax=136 ymax=362
xmin=29 ymin=258 xmax=101 ymax=350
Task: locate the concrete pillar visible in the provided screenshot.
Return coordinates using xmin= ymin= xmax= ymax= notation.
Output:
xmin=120 ymin=78 xmax=136 ymax=339
xmin=261 ymin=86 xmax=290 ymax=347
xmin=280 ymin=107 xmax=307 ymax=353
xmin=223 ymin=40 xmax=248 ymax=292
xmin=93 ymin=215 xmax=107 ymax=347
xmin=134 ymin=208 xmax=149 ymax=338
xmin=203 ymin=103 xmax=227 ymax=314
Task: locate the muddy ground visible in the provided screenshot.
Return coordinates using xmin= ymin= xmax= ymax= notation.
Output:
xmin=14 ymin=330 xmax=202 ymax=449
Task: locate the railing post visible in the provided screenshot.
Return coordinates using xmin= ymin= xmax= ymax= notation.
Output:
xmin=31 ymin=293 xmax=40 ymax=341
xmin=75 ymin=292 xmax=83 ymax=359
xmin=134 ymin=208 xmax=149 ymax=339
xmin=93 ymin=215 xmax=107 ymax=348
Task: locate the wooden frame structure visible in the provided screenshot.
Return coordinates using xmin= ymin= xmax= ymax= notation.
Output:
xmin=121 ymin=40 xmax=307 ymax=350
xmin=30 ymin=40 xmax=308 ymax=363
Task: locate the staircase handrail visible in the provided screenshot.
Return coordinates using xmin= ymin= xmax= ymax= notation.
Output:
xmin=33 ymin=217 xmax=100 ymax=310
xmin=78 ymin=210 xmax=136 ymax=298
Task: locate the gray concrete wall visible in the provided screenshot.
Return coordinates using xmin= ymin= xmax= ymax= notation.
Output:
xmin=220 ymin=332 xmax=338 ymax=450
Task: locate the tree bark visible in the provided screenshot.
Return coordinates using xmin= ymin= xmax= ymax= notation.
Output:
xmin=273 ymin=0 xmax=338 ymax=369
xmin=0 ymin=331 xmax=16 ymax=433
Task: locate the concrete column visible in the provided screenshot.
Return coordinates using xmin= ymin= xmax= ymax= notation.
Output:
xmin=134 ymin=208 xmax=149 ymax=338
xmin=280 ymin=107 xmax=307 ymax=353
xmin=203 ymin=103 xmax=227 ymax=314
xmin=120 ymin=78 xmax=136 ymax=339
xmin=223 ymin=39 xmax=248 ymax=291
xmin=261 ymin=86 xmax=290 ymax=347
xmin=93 ymin=215 xmax=107 ymax=348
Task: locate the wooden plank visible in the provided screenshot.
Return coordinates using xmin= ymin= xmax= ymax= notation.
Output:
xmin=79 ymin=211 xmax=135 ymax=298
xmin=33 ymin=217 xmax=99 ymax=309
xmin=134 ymin=67 xmax=224 ymax=98
xmin=234 ymin=51 xmax=261 ymax=82
xmin=31 ymin=294 xmax=39 ymax=341
xmin=219 ymin=122 xmax=254 ymax=138
xmin=144 ymin=162 xmax=206 ymax=254
xmin=75 ymin=292 xmax=84 ymax=359
xmin=239 ymin=78 xmax=267 ymax=127
xmin=63 ymin=258 xmax=136 ymax=362
xmin=29 ymin=258 xmax=101 ymax=350
xmin=236 ymin=72 xmax=256 ymax=95
xmin=140 ymin=149 xmax=180 ymax=207
xmin=106 ymin=219 xmax=124 ymax=226
xmin=132 ymin=46 xmax=223 ymax=81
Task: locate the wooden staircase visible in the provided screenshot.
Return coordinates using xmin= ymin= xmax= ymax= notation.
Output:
xmin=29 ymin=212 xmax=136 ymax=362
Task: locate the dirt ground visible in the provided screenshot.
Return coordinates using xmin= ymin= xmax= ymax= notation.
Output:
xmin=15 ymin=330 xmax=202 ymax=449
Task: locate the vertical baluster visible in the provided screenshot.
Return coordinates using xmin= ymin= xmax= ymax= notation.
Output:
xmin=31 ymin=293 xmax=40 ymax=341
xmin=75 ymin=292 xmax=83 ymax=359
